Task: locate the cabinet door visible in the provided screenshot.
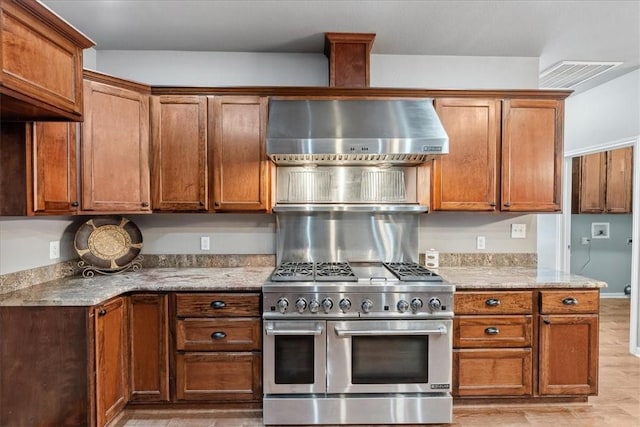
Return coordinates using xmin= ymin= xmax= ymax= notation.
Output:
xmin=579 ymin=152 xmax=606 ymax=213
xmin=128 ymin=294 xmax=169 ymax=403
xmin=605 ymin=147 xmax=633 ymax=213
xmin=81 ymin=80 xmax=150 ymax=212
xmin=432 ymin=98 xmax=500 ymax=211
xmin=27 ymin=122 xmax=79 ymax=214
xmin=176 ymin=352 xmax=262 ymax=401
xmin=209 ymin=96 xmax=269 ymax=211
xmin=151 ymin=96 xmax=208 ymax=211
xmin=539 ymin=314 xmax=598 ymax=395
xmin=0 ymin=0 xmax=91 ymax=120
xmin=453 ymin=348 xmax=532 ymax=396
xmin=502 ymin=99 xmax=563 ymax=212
xmin=95 ymin=297 xmax=128 ymax=427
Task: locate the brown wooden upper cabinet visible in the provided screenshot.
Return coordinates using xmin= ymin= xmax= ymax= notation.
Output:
xmin=573 ymin=146 xmax=633 ymax=214
xmin=151 ymin=95 xmax=208 ymax=211
xmin=149 ymin=95 xmax=269 ymax=212
xmin=81 ymin=71 xmax=151 ymax=213
xmin=0 ymin=0 xmax=93 ymax=121
xmin=432 ymin=97 xmax=564 ymax=212
xmin=209 ymin=96 xmax=270 ymax=212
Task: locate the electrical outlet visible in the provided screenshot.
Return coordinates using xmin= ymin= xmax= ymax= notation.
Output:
xmin=581 ymin=237 xmax=590 ymax=245
xmin=476 ymin=236 xmax=486 ymax=250
xmin=511 ymin=223 xmax=526 ymax=238
xmin=200 ymin=236 xmax=210 ymax=251
xmin=49 ymin=241 xmax=60 ymax=259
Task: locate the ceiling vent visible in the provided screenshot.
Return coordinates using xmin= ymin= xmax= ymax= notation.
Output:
xmin=539 ymin=61 xmax=623 ymax=89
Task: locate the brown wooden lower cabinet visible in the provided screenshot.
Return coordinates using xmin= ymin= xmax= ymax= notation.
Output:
xmin=176 ymin=352 xmax=262 ymax=401
xmin=539 ymin=314 xmax=599 ymax=395
xmin=454 ymin=348 xmax=533 ymax=396
xmin=129 ymin=293 xmax=170 ymax=402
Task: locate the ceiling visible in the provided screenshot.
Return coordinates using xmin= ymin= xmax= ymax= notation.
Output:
xmin=42 ymin=0 xmax=640 ymax=92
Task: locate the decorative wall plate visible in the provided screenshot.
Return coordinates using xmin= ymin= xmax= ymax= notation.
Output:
xmin=74 ymin=216 xmax=143 ymax=277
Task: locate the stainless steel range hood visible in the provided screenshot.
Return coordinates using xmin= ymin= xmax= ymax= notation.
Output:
xmin=267 ymin=99 xmax=449 ymax=165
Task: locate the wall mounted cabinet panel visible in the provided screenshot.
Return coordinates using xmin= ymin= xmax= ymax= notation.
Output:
xmin=501 ymin=99 xmax=563 ymax=212
xmin=209 ymin=96 xmax=269 ymax=211
xmin=81 ymin=77 xmax=150 ymax=213
xmin=432 ymin=98 xmax=500 ymax=211
xmin=151 ymin=96 xmax=208 ymax=211
xmin=605 ymin=147 xmax=633 ymax=213
xmin=0 ymin=0 xmax=93 ymax=120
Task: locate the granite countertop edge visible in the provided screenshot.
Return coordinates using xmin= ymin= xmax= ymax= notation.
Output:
xmin=0 ymin=266 xmax=607 ymax=307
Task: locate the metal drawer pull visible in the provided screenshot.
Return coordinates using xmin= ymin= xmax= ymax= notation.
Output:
xmin=211 ymin=331 xmax=227 ymax=340
xmin=265 ymin=325 xmax=324 ymax=336
xmin=210 ymin=300 xmax=226 ymax=309
xmin=484 ymin=327 xmax=500 ymax=335
xmin=334 ymin=325 xmax=447 ymax=337
xmin=562 ymin=297 xmax=578 ymax=305
xmin=485 ymin=298 xmax=501 ymax=307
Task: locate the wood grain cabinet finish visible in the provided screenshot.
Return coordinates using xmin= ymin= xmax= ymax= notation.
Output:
xmin=95 ymin=296 xmax=128 ymax=427
xmin=81 ymin=73 xmax=151 ymax=213
xmin=151 ymin=95 xmax=208 ymax=211
xmin=27 ymin=122 xmax=79 ymax=214
xmin=453 ymin=290 xmax=534 ymax=397
xmin=1 ymin=121 xmax=79 ymax=215
xmin=501 ymin=99 xmax=563 ymax=212
xmin=432 ymin=98 xmax=501 ymax=211
xmin=574 ymin=147 xmax=633 ymax=214
xmin=324 ymin=32 xmax=375 ymax=88
xmin=175 ymin=292 xmax=262 ymax=403
xmin=0 ymin=306 xmax=93 ymax=426
xmin=128 ymin=294 xmax=170 ymax=403
xmin=0 ymin=0 xmax=93 ymax=121
xmin=209 ymin=96 xmax=269 ymax=212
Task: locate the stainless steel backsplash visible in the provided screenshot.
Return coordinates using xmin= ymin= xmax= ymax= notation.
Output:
xmin=276 ymin=212 xmax=419 ymax=264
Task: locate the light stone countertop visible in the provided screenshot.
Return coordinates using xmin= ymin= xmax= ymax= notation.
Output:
xmin=0 ymin=267 xmax=274 ymax=307
xmin=437 ymin=266 xmax=607 ymax=290
xmin=0 ymin=265 xmax=607 ymax=307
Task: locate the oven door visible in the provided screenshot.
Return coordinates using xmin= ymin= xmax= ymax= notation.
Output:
xmin=263 ymin=320 xmax=326 ymax=394
xmin=326 ymin=319 xmax=452 ymax=394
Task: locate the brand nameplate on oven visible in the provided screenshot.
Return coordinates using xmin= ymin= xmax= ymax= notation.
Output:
xmin=422 ymin=145 xmax=443 ymax=152
xmin=430 ymin=383 xmax=450 ymax=390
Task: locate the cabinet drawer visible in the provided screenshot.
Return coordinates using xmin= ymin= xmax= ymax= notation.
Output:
xmin=455 ymin=291 xmax=532 ymax=315
xmin=539 ymin=290 xmax=599 ymax=314
xmin=454 ymin=315 xmax=532 ymax=348
xmin=176 ymin=352 xmax=262 ymax=401
xmin=176 ymin=293 xmax=260 ymax=317
xmin=176 ymin=318 xmax=261 ymax=351
xmin=453 ymin=348 xmax=532 ymax=396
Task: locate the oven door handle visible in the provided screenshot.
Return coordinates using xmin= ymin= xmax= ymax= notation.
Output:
xmin=333 ymin=325 xmax=448 ymax=337
xmin=265 ymin=324 xmax=324 ymax=336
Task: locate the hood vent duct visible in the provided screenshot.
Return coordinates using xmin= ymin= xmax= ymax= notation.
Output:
xmin=266 ymin=99 xmax=449 ymax=165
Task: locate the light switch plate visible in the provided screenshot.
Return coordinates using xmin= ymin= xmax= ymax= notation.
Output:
xmin=511 ymin=224 xmax=526 ymax=238
xmin=49 ymin=241 xmax=60 ymax=259
xmin=476 ymin=236 xmax=486 ymax=250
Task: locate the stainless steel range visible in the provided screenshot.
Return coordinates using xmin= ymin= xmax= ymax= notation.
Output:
xmin=263 ymin=98 xmax=452 ymax=425
xmin=262 ymin=259 xmax=455 ymax=425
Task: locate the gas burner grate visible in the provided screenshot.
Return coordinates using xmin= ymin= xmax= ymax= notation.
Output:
xmin=315 ymin=261 xmax=357 ymax=282
xmin=271 ymin=261 xmax=315 ymax=281
xmin=383 ymin=262 xmax=443 ymax=282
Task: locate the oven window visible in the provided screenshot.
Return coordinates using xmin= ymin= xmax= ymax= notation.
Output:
xmin=275 ymin=336 xmax=315 ymax=384
xmin=351 ymin=336 xmax=428 ymax=384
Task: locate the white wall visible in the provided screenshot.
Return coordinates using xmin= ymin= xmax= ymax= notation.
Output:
xmin=0 ymin=51 xmax=541 ymax=275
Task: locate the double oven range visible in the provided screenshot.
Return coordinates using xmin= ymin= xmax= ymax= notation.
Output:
xmin=262 ymin=219 xmax=455 ymax=425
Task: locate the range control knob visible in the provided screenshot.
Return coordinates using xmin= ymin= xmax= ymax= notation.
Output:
xmin=322 ymin=298 xmax=334 ymax=314
xmin=410 ymin=297 xmax=424 ymax=313
xmin=428 ymin=297 xmax=442 ymax=311
xmin=339 ymin=298 xmax=352 ymax=313
xmin=277 ymin=297 xmax=289 ymax=314
xmin=397 ymin=300 xmax=409 ymax=313
xmin=309 ymin=299 xmax=320 ymax=313
xmin=361 ymin=299 xmax=373 ymax=313
xmin=295 ymin=298 xmax=307 ymax=314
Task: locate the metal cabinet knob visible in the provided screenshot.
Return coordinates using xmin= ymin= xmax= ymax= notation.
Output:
xmin=562 ymin=297 xmax=578 ymax=305
xmin=210 ymin=300 xmax=226 ymax=309
xmin=484 ymin=327 xmax=500 ymax=335
xmin=211 ymin=331 xmax=227 ymax=340
xmin=485 ymin=298 xmax=501 ymax=307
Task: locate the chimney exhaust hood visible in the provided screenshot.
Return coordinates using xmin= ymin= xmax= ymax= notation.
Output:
xmin=266 ymin=99 xmax=449 ymax=165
